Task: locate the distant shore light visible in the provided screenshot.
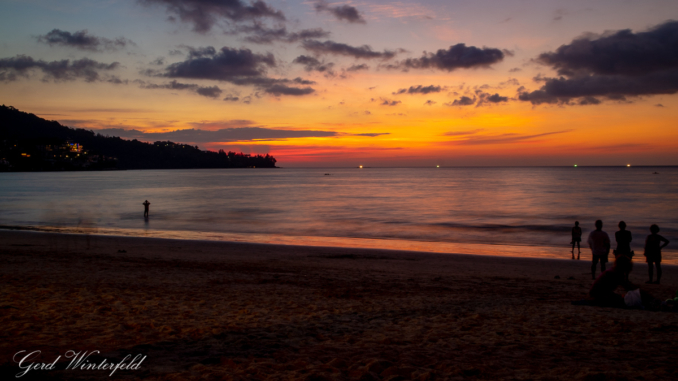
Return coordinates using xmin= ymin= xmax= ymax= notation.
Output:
xmin=359 ymin=165 xmax=363 ymax=169
xmin=574 ymin=164 xmax=578 ymax=167
xmin=627 ymin=164 xmax=631 ymax=167
xmin=436 ymin=165 xmax=440 ymax=168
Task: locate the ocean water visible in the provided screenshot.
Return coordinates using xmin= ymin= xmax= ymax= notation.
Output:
xmin=1 ymin=167 xmax=677 ymax=261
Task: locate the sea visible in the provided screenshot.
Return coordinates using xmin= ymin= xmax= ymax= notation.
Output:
xmin=1 ymin=167 xmax=677 ymax=262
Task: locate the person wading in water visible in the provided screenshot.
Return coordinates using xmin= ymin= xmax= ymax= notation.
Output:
xmin=143 ymin=200 xmax=151 ymax=218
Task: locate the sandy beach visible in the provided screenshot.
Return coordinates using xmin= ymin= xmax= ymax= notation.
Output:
xmin=1 ymin=230 xmax=678 ymax=380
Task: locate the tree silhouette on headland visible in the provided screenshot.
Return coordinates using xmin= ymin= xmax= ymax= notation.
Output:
xmin=0 ymin=105 xmax=277 ymax=171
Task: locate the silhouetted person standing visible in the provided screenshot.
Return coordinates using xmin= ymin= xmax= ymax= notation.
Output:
xmin=614 ymin=221 xmax=633 ymax=258
xmin=571 ymin=221 xmax=582 ymax=259
xmin=588 ymin=220 xmax=610 ymax=280
xmin=143 ymin=200 xmax=150 ymax=218
xmin=644 ymin=224 xmax=669 ymax=284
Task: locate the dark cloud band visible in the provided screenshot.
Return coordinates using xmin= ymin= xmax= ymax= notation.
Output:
xmin=165 ymin=46 xmax=275 ymax=80
xmin=520 ymin=20 xmax=678 ymax=105
xmin=396 ymin=43 xmax=506 ymax=71
xmin=140 ymin=0 xmax=285 ymax=33
xmin=162 ymin=46 xmax=315 ymax=96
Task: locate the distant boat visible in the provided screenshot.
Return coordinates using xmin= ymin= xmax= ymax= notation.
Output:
xmin=653 ymin=172 xmax=659 ymax=174
xmin=324 ymin=173 xmax=331 ymax=176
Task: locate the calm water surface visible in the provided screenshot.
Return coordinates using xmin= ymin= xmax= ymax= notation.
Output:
xmin=1 ymin=167 xmax=677 ymax=261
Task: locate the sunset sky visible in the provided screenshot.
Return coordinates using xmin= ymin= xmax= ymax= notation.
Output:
xmin=1 ymin=0 xmax=677 ymax=166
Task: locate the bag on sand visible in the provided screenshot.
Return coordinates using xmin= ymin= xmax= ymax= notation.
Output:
xmin=624 ymin=289 xmax=642 ymax=308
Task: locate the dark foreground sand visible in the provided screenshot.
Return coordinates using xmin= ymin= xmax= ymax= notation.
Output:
xmin=1 ymin=231 xmax=677 ymax=380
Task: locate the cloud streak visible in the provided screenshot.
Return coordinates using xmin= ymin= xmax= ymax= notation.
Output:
xmin=443 ymin=129 xmax=485 ymax=136
xmin=264 ymin=84 xmax=315 ymax=96
xmin=136 ymin=79 xmax=223 ymax=98
xmin=352 ymin=132 xmax=390 ymax=137
xmin=302 ymin=40 xmax=397 ymax=59
xmin=447 ymin=130 xmax=572 ymax=145
xmin=237 ymin=25 xmax=330 ymax=44
xmin=36 ymin=29 xmax=134 ymax=52
xmin=476 ymin=92 xmax=509 ymax=106
xmin=379 ymin=98 xmax=401 ymax=106
xmin=392 ymin=85 xmax=443 ymax=95
xmin=446 ymin=96 xmax=475 ymax=106
xmin=314 ymin=1 xmax=366 ymax=24
xmin=293 ymin=55 xmax=334 ymax=73
xmin=94 ymin=126 xmax=339 ymax=143
xmin=346 ymin=63 xmax=369 ymax=72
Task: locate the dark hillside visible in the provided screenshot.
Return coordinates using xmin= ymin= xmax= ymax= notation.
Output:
xmin=0 ymin=105 xmax=276 ymax=171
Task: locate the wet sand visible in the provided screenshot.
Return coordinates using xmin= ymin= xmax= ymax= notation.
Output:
xmin=1 ymin=230 xmax=677 ymax=380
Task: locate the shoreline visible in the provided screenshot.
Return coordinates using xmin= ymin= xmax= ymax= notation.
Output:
xmin=2 ymin=230 xmax=678 ymax=380
xmin=3 ymin=225 xmax=675 ymax=264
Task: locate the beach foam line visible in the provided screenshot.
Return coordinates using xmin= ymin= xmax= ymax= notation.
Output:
xmin=1 ymin=224 xmax=675 ymax=263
